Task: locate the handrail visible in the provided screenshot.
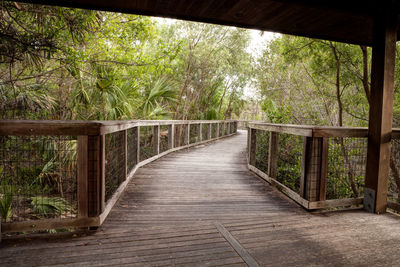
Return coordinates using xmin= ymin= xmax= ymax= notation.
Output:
xmin=0 ymin=119 xmax=238 ymax=233
xmin=247 ymin=121 xmax=400 ymax=211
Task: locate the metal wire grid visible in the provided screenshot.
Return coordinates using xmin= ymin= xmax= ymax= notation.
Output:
xmin=104 ymin=131 xmax=125 ymax=202
xmin=0 ymin=135 xmax=77 ymax=222
xmin=211 ymin=123 xmax=218 ymax=138
xmin=174 ymin=124 xmax=183 ymax=148
xmin=389 ymin=139 xmax=400 ymax=202
xmin=277 ymin=133 xmax=303 ymax=193
xmin=218 ymin=123 xmax=224 ymax=137
xmin=140 ymin=126 xmax=156 ymax=161
xmin=160 ymin=125 xmax=169 ymax=153
xmin=327 ymin=137 xmax=367 ymax=199
xmin=127 ymin=127 xmax=138 ymax=174
xmin=255 ymin=130 xmax=270 ymax=173
xmin=202 ymin=124 xmax=209 ymax=141
xmin=189 ymin=124 xmax=199 ymax=144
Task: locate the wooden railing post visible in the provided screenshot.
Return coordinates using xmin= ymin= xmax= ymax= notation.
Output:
xmin=249 ymin=128 xmax=257 ymax=166
xmin=123 ymin=130 xmax=128 ymax=182
xmin=77 ymin=136 xmax=88 ymax=218
xmin=300 ymin=137 xmax=328 ymax=202
xmin=153 ymin=125 xmax=160 ymax=155
xmin=268 ymin=132 xmax=278 ymax=178
xmin=222 ymin=122 xmax=225 ymax=136
xmin=168 ymin=124 xmax=174 ymax=149
xmin=216 ymin=123 xmax=220 ymax=137
xmin=136 ymin=126 xmax=140 ymax=164
xmin=85 ymin=135 xmax=105 ymax=217
xmin=208 ymin=123 xmax=212 ymax=140
xmin=198 ymin=123 xmax=202 ymax=142
xmin=185 ymin=123 xmax=190 ymax=145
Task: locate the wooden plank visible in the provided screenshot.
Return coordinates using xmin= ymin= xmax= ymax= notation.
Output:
xmin=364 ymin=11 xmax=397 ymax=214
xmin=249 ymin=128 xmax=257 ymax=166
xmin=319 ymin=138 xmax=329 ymax=201
xmin=249 ymin=123 xmax=313 ymax=137
xmin=268 ymin=132 xmax=278 ymax=178
xmin=185 ymin=124 xmax=190 ymax=145
xmin=308 ymin=198 xmax=363 ymax=209
xmin=208 ymin=123 xmax=212 ymax=140
xmin=392 ymin=128 xmax=400 ymax=139
xmin=2 ymin=217 xmax=99 ymax=233
xmin=248 ymin=164 xmax=310 ymax=209
xmin=77 ymin=136 xmax=88 ymax=218
xmin=313 ymin=127 xmax=368 ymax=138
xmin=168 ymin=124 xmax=174 ymax=149
xmin=215 ymin=222 xmax=260 ymax=267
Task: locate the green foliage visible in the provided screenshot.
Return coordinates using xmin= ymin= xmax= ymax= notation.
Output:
xmin=30 ymin=196 xmax=71 ymax=217
xmin=0 ymin=182 xmax=14 ymax=222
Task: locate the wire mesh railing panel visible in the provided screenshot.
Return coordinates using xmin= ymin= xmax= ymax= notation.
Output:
xmin=219 ymin=123 xmax=224 ymax=137
xmin=189 ymin=124 xmax=199 ymax=144
xmin=255 ymin=130 xmax=270 ymax=173
xmin=277 ymin=133 xmax=303 ymax=193
xmin=0 ymin=135 xmax=77 ymax=223
xmin=160 ymin=125 xmax=169 ymax=153
xmin=327 ymin=137 xmax=367 ymax=200
xmin=127 ymin=127 xmax=138 ymax=174
xmin=202 ymin=124 xmax=209 ymax=141
xmin=105 ymin=130 xmax=125 ymax=203
xmin=140 ymin=126 xmax=156 ymax=161
xmin=174 ymin=124 xmax=183 ymax=148
xmin=389 ymin=139 xmax=400 ymax=202
xmin=211 ymin=123 xmax=217 ymax=138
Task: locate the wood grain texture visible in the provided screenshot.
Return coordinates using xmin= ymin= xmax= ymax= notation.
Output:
xmin=1 ymin=131 xmax=400 ymax=266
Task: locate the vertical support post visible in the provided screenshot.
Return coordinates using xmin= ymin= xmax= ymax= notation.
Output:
xmin=153 ymin=125 xmax=160 ymax=155
xmin=249 ymin=128 xmax=257 ymax=166
xmin=198 ymin=123 xmax=202 ymax=142
xmin=87 ymin=135 xmax=105 ymax=217
xmin=123 ymin=130 xmax=128 ymax=182
xmin=136 ymin=126 xmax=140 ymax=164
xmin=216 ymin=123 xmax=220 ymax=137
xmin=227 ymin=122 xmax=231 ymax=135
xmin=77 ymin=136 xmax=88 ymax=218
xmin=268 ymin=132 xmax=278 ymax=178
xmin=300 ymin=137 xmax=327 ymax=202
xmin=222 ymin=122 xmax=225 ymax=136
xmin=365 ymin=11 xmax=397 ymax=214
xmin=208 ymin=123 xmax=212 ymax=140
xmin=168 ymin=124 xmax=175 ymax=149
xmin=185 ymin=123 xmax=190 ymax=145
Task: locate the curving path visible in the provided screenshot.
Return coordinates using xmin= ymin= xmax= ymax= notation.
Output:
xmin=1 ymin=131 xmax=400 ymax=266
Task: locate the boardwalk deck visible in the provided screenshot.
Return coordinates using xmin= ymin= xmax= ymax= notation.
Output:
xmin=1 ymin=131 xmax=400 ymax=266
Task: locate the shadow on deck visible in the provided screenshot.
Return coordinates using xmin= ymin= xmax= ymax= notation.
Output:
xmin=1 ymin=131 xmax=400 ymax=266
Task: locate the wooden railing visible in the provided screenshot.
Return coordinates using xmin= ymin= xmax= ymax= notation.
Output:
xmin=0 ymin=120 xmax=237 ymax=233
xmin=247 ymin=122 xmax=400 ymax=210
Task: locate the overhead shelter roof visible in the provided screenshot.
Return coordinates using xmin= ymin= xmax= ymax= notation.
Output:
xmin=14 ymin=0 xmax=400 ymax=45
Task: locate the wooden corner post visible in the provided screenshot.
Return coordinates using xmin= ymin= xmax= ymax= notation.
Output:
xmin=249 ymin=128 xmax=256 ymax=166
xmin=300 ymin=137 xmax=328 ymax=202
xmin=365 ymin=10 xmax=397 ymax=214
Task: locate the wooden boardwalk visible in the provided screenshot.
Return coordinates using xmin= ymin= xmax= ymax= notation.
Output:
xmin=1 ymin=131 xmax=400 ymax=266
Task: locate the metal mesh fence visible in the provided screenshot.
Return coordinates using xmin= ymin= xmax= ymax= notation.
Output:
xmin=0 ymin=135 xmax=77 ymax=222
xmin=105 ymin=130 xmax=125 ymax=202
xmin=211 ymin=123 xmax=218 ymax=138
xmin=140 ymin=126 xmax=156 ymax=161
xmin=389 ymin=139 xmax=400 ymax=202
xmin=255 ymin=130 xmax=270 ymax=173
xmin=277 ymin=133 xmax=303 ymax=193
xmin=202 ymin=124 xmax=209 ymax=141
xmin=327 ymin=137 xmax=367 ymax=200
xmin=160 ymin=125 xmax=169 ymax=153
xmin=219 ymin=123 xmax=224 ymax=137
xmin=189 ymin=124 xmax=199 ymax=144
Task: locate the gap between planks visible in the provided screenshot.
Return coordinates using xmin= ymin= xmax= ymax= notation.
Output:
xmin=214 ymin=222 xmax=260 ymax=267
